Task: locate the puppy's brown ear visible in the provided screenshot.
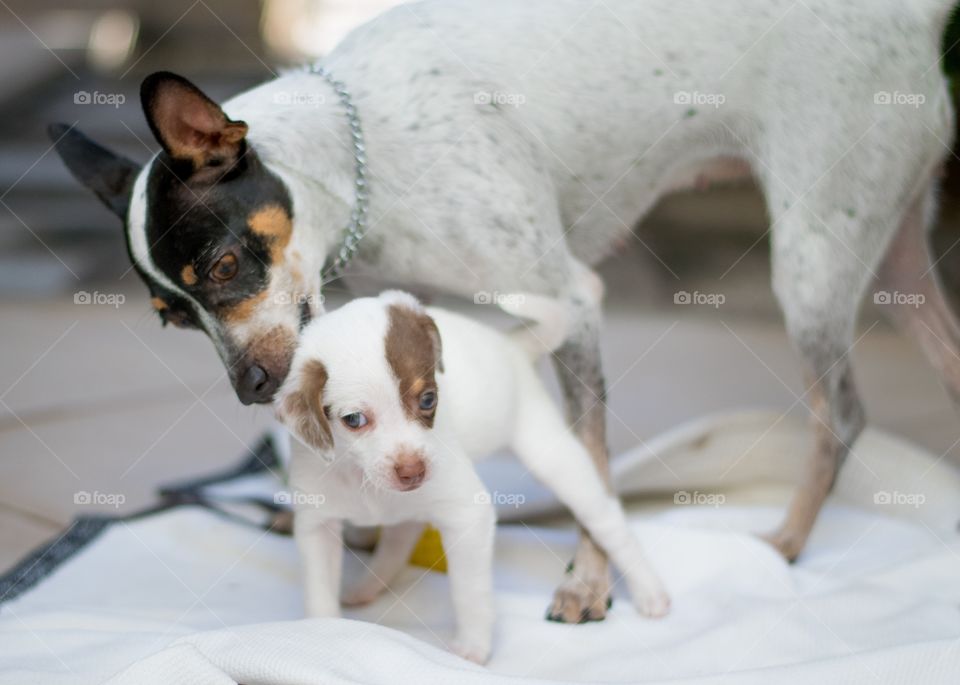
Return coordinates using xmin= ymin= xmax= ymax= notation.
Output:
xmin=420 ymin=314 xmax=443 ymax=374
xmin=140 ymin=71 xmax=248 ymax=174
xmin=276 ymin=360 xmax=333 ymax=451
xmin=382 ymin=291 xmax=444 ymax=374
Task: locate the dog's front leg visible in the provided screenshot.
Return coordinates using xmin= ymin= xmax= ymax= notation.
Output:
xmin=341 ymin=521 xmax=425 ymax=606
xmin=549 ymin=294 xmax=614 ymax=623
xmin=434 ymin=480 xmax=497 ymax=664
xmin=294 ymin=507 xmax=343 ymax=618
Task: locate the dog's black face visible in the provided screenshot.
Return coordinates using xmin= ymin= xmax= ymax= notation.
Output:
xmin=51 ymin=73 xmax=308 ymax=404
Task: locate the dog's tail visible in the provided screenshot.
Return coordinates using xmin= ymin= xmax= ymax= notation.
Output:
xmin=500 ymin=294 xmax=571 ymax=359
xmin=498 ymin=264 xmax=604 ymax=359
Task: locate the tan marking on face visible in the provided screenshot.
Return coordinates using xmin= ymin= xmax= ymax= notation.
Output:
xmin=150 ymin=297 xmax=168 ymax=312
xmin=248 ymin=204 xmax=293 ymax=264
xmin=222 ymin=290 xmax=269 ymax=324
xmin=385 ymin=304 xmax=443 ymax=428
xmin=181 ymin=264 xmax=198 ymax=285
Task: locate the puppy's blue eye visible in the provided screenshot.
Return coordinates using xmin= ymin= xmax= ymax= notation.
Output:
xmin=341 ymin=412 xmax=368 ymax=429
xmin=419 ymin=391 xmax=437 ymax=411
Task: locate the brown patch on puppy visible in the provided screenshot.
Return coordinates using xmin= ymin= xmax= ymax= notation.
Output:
xmin=279 ymin=359 xmax=332 ymax=450
xmin=385 ymin=304 xmax=443 ymax=428
xmin=150 ymin=297 xmax=168 ymax=312
xmin=222 ymin=291 xmax=269 ymax=324
xmin=180 ymin=264 xmax=198 ymax=286
xmin=249 ymin=204 xmax=293 ymax=264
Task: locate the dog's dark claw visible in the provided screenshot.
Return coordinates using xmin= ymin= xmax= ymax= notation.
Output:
xmin=606 ymin=596 xmax=613 ymax=610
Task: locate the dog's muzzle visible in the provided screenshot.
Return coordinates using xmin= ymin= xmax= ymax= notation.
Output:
xmin=236 ymin=362 xmax=282 ymax=405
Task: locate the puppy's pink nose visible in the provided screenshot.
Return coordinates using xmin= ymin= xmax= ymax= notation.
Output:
xmin=394 ymin=454 xmax=426 ymax=490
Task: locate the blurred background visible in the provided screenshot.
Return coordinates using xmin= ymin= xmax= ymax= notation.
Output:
xmin=3 ymin=1 xmax=960 ymax=572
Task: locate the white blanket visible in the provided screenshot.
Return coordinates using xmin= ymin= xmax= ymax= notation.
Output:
xmin=2 ymin=412 xmax=959 ymax=684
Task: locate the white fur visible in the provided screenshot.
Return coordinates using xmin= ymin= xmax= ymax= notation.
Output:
xmin=279 ymin=292 xmax=669 ymax=663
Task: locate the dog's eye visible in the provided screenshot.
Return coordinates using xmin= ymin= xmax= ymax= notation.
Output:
xmin=419 ymin=390 xmax=437 ymax=411
xmin=341 ymin=412 xmax=368 ymax=430
xmin=210 ymin=253 xmax=238 ymax=283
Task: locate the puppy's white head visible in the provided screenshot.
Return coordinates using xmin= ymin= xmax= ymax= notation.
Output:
xmin=276 ymin=291 xmax=443 ymax=492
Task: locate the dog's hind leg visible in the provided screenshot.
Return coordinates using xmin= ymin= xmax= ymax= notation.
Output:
xmin=512 ymin=383 xmax=670 ymax=618
xmin=876 ymin=178 xmax=960 ymax=400
xmin=759 ymin=184 xmax=906 ymax=560
xmin=340 ymin=521 xmax=425 ymax=607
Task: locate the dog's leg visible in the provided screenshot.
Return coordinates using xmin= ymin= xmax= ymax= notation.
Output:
xmin=434 ymin=474 xmax=496 ymax=664
xmin=293 ymin=508 xmax=343 ymax=617
xmin=760 ymin=202 xmax=893 ymax=561
xmin=341 ymin=521 xmax=425 ymax=607
xmin=876 ymin=180 xmax=960 ymax=398
xmin=547 ymin=294 xmax=615 ymax=622
xmin=512 ymin=389 xmax=670 ymax=618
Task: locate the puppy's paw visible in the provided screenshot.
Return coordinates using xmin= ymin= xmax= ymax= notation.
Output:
xmin=633 ymin=584 xmax=671 ymax=618
xmin=546 ymin=569 xmax=612 ymax=623
xmin=451 ymin=636 xmax=491 ymax=665
xmin=758 ymin=528 xmax=803 ymax=563
xmin=340 ymin=581 xmax=383 ymax=607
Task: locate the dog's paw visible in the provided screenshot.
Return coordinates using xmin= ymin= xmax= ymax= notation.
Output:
xmin=633 ymin=584 xmax=671 ymax=618
xmin=451 ymin=637 xmax=491 ymax=665
xmin=546 ymin=569 xmax=612 ymax=623
xmin=340 ymin=582 xmax=383 ymax=607
xmin=758 ymin=528 xmax=803 ymax=563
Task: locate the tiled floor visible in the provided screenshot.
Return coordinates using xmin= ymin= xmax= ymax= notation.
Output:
xmin=3 ymin=258 xmax=959 ymax=573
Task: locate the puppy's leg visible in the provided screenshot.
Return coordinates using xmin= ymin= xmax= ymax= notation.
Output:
xmin=548 ymin=294 xmax=615 ymax=622
xmin=512 ymin=391 xmax=670 ymax=618
xmin=294 ymin=508 xmax=343 ymax=617
xmin=434 ymin=474 xmax=496 ymax=664
xmin=341 ymin=521 xmax=425 ymax=606
xmin=876 ymin=179 xmax=960 ymax=399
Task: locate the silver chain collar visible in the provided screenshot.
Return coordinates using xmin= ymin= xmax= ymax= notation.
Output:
xmin=308 ymin=63 xmax=368 ymax=278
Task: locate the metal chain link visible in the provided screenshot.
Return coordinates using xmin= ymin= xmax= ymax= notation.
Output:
xmin=308 ymin=63 xmax=368 ymax=278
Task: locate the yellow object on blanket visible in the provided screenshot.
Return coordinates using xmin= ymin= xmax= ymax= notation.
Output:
xmin=408 ymin=526 xmax=447 ymax=572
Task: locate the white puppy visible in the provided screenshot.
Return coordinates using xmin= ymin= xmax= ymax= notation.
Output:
xmin=276 ymin=291 xmax=669 ymax=663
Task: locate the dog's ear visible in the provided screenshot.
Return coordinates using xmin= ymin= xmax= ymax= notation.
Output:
xmin=48 ymin=124 xmax=140 ymax=219
xmin=381 ymin=291 xmax=444 ymax=374
xmin=276 ymin=360 xmax=333 ymax=452
xmin=140 ymin=71 xmax=248 ymax=173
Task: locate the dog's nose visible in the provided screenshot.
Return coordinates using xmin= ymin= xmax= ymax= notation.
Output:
xmin=237 ymin=364 xmax=278 ymax=405
xmin=394 ymin=455 xmax=427 ymax=491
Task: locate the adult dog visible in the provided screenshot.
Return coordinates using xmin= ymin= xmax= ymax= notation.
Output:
xmin=52 ymin=0 xmax=958 ymax=622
